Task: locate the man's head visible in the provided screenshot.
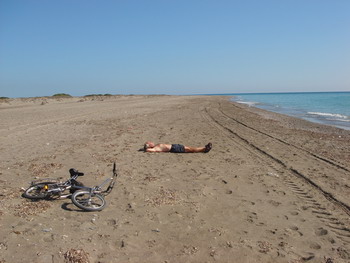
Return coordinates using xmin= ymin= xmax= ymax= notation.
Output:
xmin=144 ymin=141 xmax=155 ymax=149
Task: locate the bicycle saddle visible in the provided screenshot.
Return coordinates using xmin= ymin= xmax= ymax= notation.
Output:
xmin=69 ymin=168 xmax=84 ymax=177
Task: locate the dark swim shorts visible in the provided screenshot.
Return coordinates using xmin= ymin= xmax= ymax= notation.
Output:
xmin=170 ymin=144 xmax=185 ymax=153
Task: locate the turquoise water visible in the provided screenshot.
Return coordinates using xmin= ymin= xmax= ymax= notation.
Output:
xmin=228 ymin=92 xmax=350 ymax=130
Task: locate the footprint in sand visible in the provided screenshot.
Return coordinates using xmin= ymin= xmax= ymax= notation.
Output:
xmin=309 ymin=242 xmax=321 ymax=250
xmin=300 ymin=252 xmax=315 ymax=261
xmin=327 ymin=237 xmax=336 ymax=244
xmin=290 ymin=211 xmax=299 ymax=216
xmin=246 ymin=212 xmax=258 ymax=223
xmin=268 ymin=200 xmax=281 ymax=207
xmin=284 ymin=226 xmax=303 ymax=237
xmin=315 ymin=228 xmax=328 ymax=236
xmin=106 ymin=219 xmax=118 ymax=226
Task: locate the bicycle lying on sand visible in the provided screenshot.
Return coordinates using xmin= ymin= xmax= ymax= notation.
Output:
xmin=23 ymin=163 xmax=118 ymax=211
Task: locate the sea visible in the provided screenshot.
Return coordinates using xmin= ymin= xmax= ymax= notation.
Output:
xmin=226 ymin=92 xmax=350 ymax=130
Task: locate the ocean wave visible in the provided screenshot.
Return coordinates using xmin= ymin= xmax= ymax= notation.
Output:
xmin=307 ymin=112 xmax=349 ymax=119
xmin=235 ymin=101 xmax=258 ymax=107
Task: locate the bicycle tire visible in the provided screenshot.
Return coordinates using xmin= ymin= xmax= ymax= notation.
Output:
xmin=71 ymin=191 xmax=106 ymax=211
xmin=23 ymin=183 xmax=52 ymax=199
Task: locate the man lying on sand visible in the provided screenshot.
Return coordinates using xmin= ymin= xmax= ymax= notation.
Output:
xmin=142 ymin=141 xmax=212 ymax=153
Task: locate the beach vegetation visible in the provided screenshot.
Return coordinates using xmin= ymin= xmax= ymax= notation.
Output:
xmin=84 ymin=94 xmax=113 ymax=97
xmin=0 ymin=96 xmax=9 ymax=99
xmin=52 ymin=93 xmax=72 ymax=97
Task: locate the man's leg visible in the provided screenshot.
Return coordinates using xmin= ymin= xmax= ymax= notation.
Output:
xmin=184 ymin=146 xmax=205 ymax=153
xmin=184 ymin=143 xmax=212 ymax=153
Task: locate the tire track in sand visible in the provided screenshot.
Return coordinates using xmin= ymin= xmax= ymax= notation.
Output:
xmin=204 ymin=105 xmax=350 ymax=214
xmin=200 ymin=105 xmax=350 ymax=248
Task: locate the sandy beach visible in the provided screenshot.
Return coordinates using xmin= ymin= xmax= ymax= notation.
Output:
xmin=0 ymin=95 xmax=349 ymax=263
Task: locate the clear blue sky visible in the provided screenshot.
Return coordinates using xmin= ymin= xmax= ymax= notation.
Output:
xmin=1 ymin=0 xmax=349 ymax=98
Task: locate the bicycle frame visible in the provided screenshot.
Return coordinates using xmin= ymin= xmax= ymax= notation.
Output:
xmin=76 ymin=162 xmax=118 ymax=196
xmin=28 ymin=172 xmax=84 ymax=199
xmin=70 ymin=162 xmax=118 ymax=211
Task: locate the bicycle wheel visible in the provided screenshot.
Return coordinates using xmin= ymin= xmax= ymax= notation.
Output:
xmin=71 ymin=191 xmax=106 ymax=211
xmin=23 ymin=184 xmax=51 ymax=199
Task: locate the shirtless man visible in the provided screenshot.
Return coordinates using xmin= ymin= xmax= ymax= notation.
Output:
xmin=142 ymin=142 xmax=212 ymax=153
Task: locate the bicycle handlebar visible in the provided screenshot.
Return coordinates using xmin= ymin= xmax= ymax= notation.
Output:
xmin=102 ymin=162 xmax=118 ymax=195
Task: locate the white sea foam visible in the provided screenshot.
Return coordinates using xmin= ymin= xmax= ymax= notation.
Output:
xmin=236 ymin=101 xmax=258 ymax=107
xmin=307 ymin=112 xmax=349 ymax=119
xmin=307 ymin=112 xmax=350 ymax=123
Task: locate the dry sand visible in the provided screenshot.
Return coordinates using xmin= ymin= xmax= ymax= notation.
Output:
xmin=0 ymin=95 xmax=349 ymax=263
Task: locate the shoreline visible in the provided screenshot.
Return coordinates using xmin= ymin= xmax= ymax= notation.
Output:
xmin=227 ymin=92 xmax=350 ymax=131
xmin=238 ymin=104 xmax=350 ymax=131
xmin=239 ymin=101 xmax=350 ymax=131
xmin=1 ymin=95 xmax=349 ymax=262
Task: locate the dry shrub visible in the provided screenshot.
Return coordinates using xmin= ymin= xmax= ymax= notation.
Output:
xmin=144 ymin=176 xmax=158 ymax=182
xmin=181 ymin=245 xmax=198 ymax=255
xmin=257 ymin=241 xmax=272 ymax=253
xmin=28 ymin=163 xmax=63 ymax=177
xmin=91 ymin=153 xmax=116 ymax=164
xmin=145 ymin=187 xmax=182 ymax=207
xmin=64 ymin=249 xmax=90 ymax=263
xmin=3 ymin=187 xmax=22 ymax=199
xmin=13 ymin=200 xmax=52 ymax=217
